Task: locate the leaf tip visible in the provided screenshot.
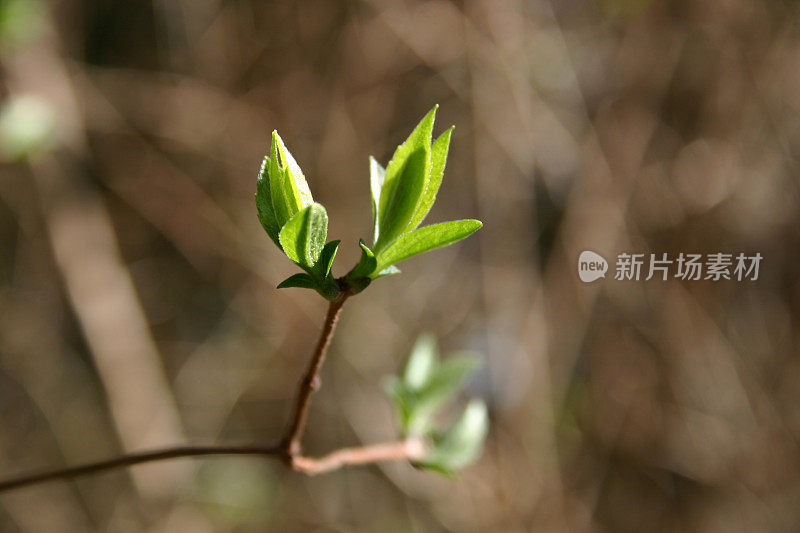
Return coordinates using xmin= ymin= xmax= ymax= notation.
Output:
xmin=427 ymin=104 xmax=439 ymax=122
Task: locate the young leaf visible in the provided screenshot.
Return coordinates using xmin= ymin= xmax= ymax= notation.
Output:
xmin=269 ymin=131 xmax=313 ymax=225
xmin=403 ymin=333 xmax=439 ymax=390
xmin=405 ymin=354 xmax=481 ymax=435
xmin=308 ymin=240 xmax=342 ymax=300
xmin=385 ymin=333 xmax=485 ymax=444
xmin=369 ymin=156 xmax=386 ymax=245
xmin=268 ymin=133 xmax=291 ymax=225
xmin=274 ymin=133 xmax=313 ymax=208
xmin=384 ymin=376 xmax=414 ymax=432
xmin=314 ymin=240 xmax=340 ymax=280
xmin=374 ymin=106 xmax=437 ymax=252
xmin=277 ymin=272 xmax=317 ymax=290
xmin=345 ymin=240 xmax=377 ymax=282
xmin=256 ymin=157 xmax=281 ymax=247
xmin=373 ymin=219 xmax=482 ymax=275
xmin=278 ymin=203 xmax=328 ymax=269
xmin=408 ymin=126 xmax=453 ymax=231
xmin=423 ymin=355 xmax=480 ymax=401
xmin=419 ymin=400 xmax=489 ymax=474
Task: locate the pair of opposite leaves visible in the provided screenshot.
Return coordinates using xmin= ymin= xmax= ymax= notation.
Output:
xmin=255 ymin=105 xmax=482 ymax=299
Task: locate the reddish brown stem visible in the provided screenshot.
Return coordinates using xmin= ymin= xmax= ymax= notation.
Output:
xmin=0 ymin=287 xmax=428 ymax=494
xmin=281 ymin=293 xmax=349 ymax=457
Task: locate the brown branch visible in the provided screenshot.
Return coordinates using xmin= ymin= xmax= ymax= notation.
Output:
xmin=0 ymin=444 xmax=283 ymax=493
xmin=0 ymin=439 xmax=426 ymax=493
xmin=280 ymin=292 xmax=350 ymax=457
xmin=0 ymin=286 xmax=427 ymax=493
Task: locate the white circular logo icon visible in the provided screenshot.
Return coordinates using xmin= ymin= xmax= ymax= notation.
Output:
xmin=578 ymin=251 xmax=608 ymax=282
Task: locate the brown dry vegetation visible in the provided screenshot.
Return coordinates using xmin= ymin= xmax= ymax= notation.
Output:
xmin=1 ymin=0 xmax=799 ymax=531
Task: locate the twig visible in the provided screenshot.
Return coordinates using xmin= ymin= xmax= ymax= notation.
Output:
xmin=0 ymin=445 xmax=283 ymax=493
xmin=0 ymin=286 xmax=427 ymax=494
xmin=281 ymin=292 xmax=350 ymax=456
xmin=0 ymin=439 xmax=427 ymax=493
xmin=291 ymin=438 xmax=426 ymax=475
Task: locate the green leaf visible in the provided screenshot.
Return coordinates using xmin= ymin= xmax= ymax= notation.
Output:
xmin=309 ymin=239 xmax=342 ymax=300
xmin=274 ymin=133 xmax=313 ymax=207
xmin=408 ymin=126 xmax=453 ymax=231
xmin=424 ymin=355 xmax=481 ymax=398
xmin=369 ymin=156 xmax=386 ymax=245
xmin=314 ymin=240 xmax=340 ymax=280
xmin=420 ymin=400 xmax=489 ymax=474
xmin=345 ymin=240 xmax=377 ymax=283
xmin=373 ymin=219 xmax=482 ymax=275
xmin=405 ymin=354 xmax=481 ymax=435
xmin=385 ymin=334 xmax=484 ymax=439
xmin=268 ymin=134 xmax=291 ymax=225
xmin=278 ymin=203 xmax=328 ymax=269
xmin=255 ymin=157 xmax=282 ymax=247
xmin=383 ymin=376 xmax=414 ymax=432
xmin=374 ymin=106 xmax=437 ymax=252
xmin=269 ymin=131 xmax=313 ymax=225
xmin=403 ymin=333 xmax=439 ymax=390
xmin=277 ymin=273 xmax=317 ymax=290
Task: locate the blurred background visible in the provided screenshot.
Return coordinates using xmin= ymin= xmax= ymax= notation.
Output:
xmin=1 ymin=0 xmax=799 ymax=531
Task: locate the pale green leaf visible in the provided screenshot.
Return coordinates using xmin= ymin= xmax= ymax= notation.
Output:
xmin=406 ymin=354 xmax=481 ymax=435
xmin=421 ymin=400 xmax=488 ymax=474
xmin=373 ymin=219 xmax=482 ymax=275
xmin=255 ymin=157 xmax=281 ymax=247
xmin=403 ymin=333 xmax=439 ymax=390
xmin=385 ymin=334 xmax=484 ymax=437
xmin=274 ymin=131 xmax=313 ymax=208
xmin=268 ymin=133 xmax=290 ymax=224
xmin=383 ymin=376 xmax=414 ymax=432
xmin=269 ymin=131 xmax=313 ymax=225
xmin=421 ymin=355 xmax=481 ymax=404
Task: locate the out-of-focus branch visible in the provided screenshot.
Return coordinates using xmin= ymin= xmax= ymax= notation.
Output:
xmin=291 ymin=438 xmax=426 ymax=475
xmin=0 ymin=445 xmax=281 ymax=493
xmin=0 ymin=438 xmax=425 ymax=493
xmin=0 ymin=8 xmax=190 ymax=498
